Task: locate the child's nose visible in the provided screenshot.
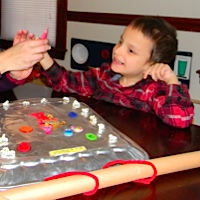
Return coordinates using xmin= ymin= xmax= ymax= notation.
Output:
xmin=114 ymin=44 xmax=122 ymax=55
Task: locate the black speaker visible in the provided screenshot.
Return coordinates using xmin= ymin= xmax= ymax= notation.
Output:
xmin=71 ymin=38 xmax=115 ymax=71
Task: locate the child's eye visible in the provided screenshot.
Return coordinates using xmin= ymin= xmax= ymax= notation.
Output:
xmin=129 ymin=49 xmax=134 ymax=54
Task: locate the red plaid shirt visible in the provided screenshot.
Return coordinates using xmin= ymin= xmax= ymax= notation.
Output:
xmin=42 ymin=61 xmax=194 ymax=128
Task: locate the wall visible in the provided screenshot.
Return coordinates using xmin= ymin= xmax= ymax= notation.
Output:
xmin=56 ymin=0 xmax=200 ymax=126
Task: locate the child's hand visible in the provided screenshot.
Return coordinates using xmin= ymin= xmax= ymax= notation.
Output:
xmin=143 ymin=63 xmax=180 ymax=85
xmin=13 ymin=30 xmax=34 ymax=45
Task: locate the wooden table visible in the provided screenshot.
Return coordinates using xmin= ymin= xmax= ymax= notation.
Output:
xmin=51 ymin=92 xmax=200 ymax=200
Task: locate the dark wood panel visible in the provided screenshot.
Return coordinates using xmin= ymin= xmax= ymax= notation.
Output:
xmin=67 ymin=11 xmax=200 ymax=32
xmin=49 ymin=0 xmax=67 ymax=60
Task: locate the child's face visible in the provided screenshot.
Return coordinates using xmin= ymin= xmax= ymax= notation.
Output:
xmin=111 ymin=26 xmax=153 ymax=79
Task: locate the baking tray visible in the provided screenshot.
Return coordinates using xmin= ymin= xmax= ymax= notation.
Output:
xmin=0 ymin=97 xmax=149 ymax=189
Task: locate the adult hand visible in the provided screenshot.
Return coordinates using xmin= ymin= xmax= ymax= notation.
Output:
xmin=0 ymin=38 xmax=51 ymax=74
xmin=9 ymin=30 xmax=35 ymax=80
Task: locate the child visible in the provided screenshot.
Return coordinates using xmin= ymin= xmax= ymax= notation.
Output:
xmin=40 ymin=16 xmax=194 ymax=128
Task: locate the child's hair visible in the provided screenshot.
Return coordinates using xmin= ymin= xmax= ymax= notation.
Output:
xmin=129 ymin=16 xmax=178 ymax=64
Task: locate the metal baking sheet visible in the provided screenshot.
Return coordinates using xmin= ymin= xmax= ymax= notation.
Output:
xmin=0 ymin=97 xmax=149 ymax=189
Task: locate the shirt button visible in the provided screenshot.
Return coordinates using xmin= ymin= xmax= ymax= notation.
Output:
xmin=178 ymin=88 xmax=183 ymax=93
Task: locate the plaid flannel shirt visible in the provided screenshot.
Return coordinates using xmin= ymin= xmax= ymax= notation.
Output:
xmin=42 ymin=61 xmax=194 ymax=128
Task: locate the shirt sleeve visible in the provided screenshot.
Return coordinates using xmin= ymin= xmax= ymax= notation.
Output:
xmin=41 ymin=61 xmax=101 ymax=96
xmin=6 ymin=73 xmax=26 ymax=85
xmin=0 ymin=73 xmax=25 ymax=92
xmin=151 ymin=83 xmax=194 ymax=128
